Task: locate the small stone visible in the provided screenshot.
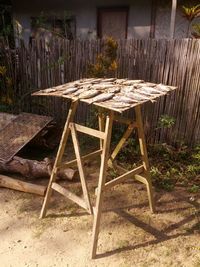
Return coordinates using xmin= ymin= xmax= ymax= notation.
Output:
xmin=17 ymin=240 xmax=22 ymax=243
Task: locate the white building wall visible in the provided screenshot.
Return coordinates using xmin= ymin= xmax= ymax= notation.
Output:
xmin=13 ymin=0 xmax=152 ymax=42
xmin=155 ymin=5 xmax=200 ymax=39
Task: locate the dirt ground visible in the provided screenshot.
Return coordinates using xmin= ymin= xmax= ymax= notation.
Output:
xmin=0 ymin=161 xmax=200 ymax=267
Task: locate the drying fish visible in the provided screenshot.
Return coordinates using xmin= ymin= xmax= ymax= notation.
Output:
xmin=91 ymin=84 xmax=116 ymax=90
xmin=73 ymin=88 xmax=87 ymax=96
xmin=156 ymin=84 xmax=171 ymax=92
xmin=138 ymin=87 xmax=164 ymax=95
xmin=91 ymin=92 xmax=114 ymax=103
xmin=79 ymin=89 xmax=99 ymax=99
xmin=113 ymin=95 xmax=138 ymax=104
xmin=125 ymin=92 xmax=150 ymax=101
xmin=99 ymin=78 xmax=116 ymax=82
xmin=114 ymin=79 xmax=127 ymax=84
xmin=136 ymin=90 xmax=157 ymax=97
xmin=145 ymin=82 xmax=157 ymax=87
xmin=41 ymin=88 xmax=56 ymax=93
xmin=62 ymin=87 xmax=79 ymax=95
xmin=121 ymin=86 xmax=135 ymax=93
xmin=106 ymin=87 xmax=121 ymax=93
xmin=108 ymin=102 xmax=131 ymax=109
xmin=122 ymin=80 xmax=144 ymax=86
xmin=133 ymin=83 xmax=147 ymax=89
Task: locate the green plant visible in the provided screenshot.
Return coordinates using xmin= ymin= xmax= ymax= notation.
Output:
xmin=192 ymin=23 xmax=200 ymax=37
xmin=182 ymin=4 xmax=200 ymax=21
xmin=181 ymin=3 xmax=200 ymax=37
xmin=188 ymin=184 xmax=200 ymax=193
xmin=88 ymin=37 xmax=118 ymax=78
xmin=157 ymin=115 xmax=175 ymax=129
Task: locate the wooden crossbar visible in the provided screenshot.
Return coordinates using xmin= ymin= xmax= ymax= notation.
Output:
xmin=70 ymin=123 xmax=106 ymax=139
xmin=57 ymin=149 xmax=102 ymax=169
xmin=104 ymin=165 xmax=144 ymax=190
xmin=52 ymin=182 xmax=88 ymax=211
xmin=108 ymin=122 xmax=136 ymax=167
xmin=114 ymin=115 xmax=137 ymax=126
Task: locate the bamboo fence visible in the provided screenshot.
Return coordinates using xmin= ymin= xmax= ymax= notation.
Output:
xmin=0 ymin=38 xmax=200 ymax=145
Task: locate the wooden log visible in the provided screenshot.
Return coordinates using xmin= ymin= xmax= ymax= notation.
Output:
xmin=0 ymin=174 xmax=46 ymax=196
xmin=0 ymin=156 xmax=76 ymax=180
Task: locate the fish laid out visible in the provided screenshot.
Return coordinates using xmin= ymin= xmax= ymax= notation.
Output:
xmin=91 ymin=92 xmax=114 ymax=103
xmin=114 ymin=79 xmax=127 ymax=84
xmin=73 ymin=88 xmax=87 ymax=96
xmin=156 ymin=84 xmax=172 ymax=92
xmin=136 ymin=90 xmax=158 ymax=97
xmin=79 ymin=89 xmax=99 ymax=99
xmin=113 ymin=95 xmax=138 ymax=104
xmin=62 ymin=87 xmax=79 ymax=94
xmin=91 ymin=84 xmax=116 ymax=90
xmin=125 ymin=92 xmax=151 ymax=101
xmin=41 ymin=88 xmax=57 ymax=93
xmin=106 ymin=87 xmax=121 ymax=93
xmin=99 ymin=78 xmax=116 ymax=83
xmin=34 ymin=78 xmax=176 ymax=111
xmin=137 ymin=87 xmax=165 ymax=96
xmin=107 ymin=102 xmax=131 ymax=109
xmin=121 ymin=86 xmax=135 ymax=94
xmin=145 ymin=82 xmax=157 ymax=87
xmin=122 ymin=80 xmax=144 ymax=86
xmin=141 ymin=86 xmax=164 ymax=94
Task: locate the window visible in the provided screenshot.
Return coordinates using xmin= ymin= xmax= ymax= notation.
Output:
xmin=31 ymin=14 xmax=76 ymax=40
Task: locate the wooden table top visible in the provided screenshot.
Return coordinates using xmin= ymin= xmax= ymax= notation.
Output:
xmin=32 ymin=78 xmax=177 ymax=113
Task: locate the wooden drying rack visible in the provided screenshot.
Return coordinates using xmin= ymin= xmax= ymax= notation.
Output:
xmin=34 ymin=79 xmax=176 ymax=259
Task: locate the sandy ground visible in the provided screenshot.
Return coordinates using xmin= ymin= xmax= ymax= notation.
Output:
xmin=0 ymin=163 xmax=200 ymax=267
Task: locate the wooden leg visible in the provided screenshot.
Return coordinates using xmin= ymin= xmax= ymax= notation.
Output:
xmin=91 ymin=111 xmax=114 ymax=259
xmin=70 ymin=124 xmax=93 ymax=214
xmin=40 ymin=100 xmax=78 ymax=219
xmin=98 ymin=113 xmax=105 ymax=150
xmin=135 ymin=105 xmax=155 ymax=213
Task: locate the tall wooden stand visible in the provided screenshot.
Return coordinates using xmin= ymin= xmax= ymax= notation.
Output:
xmin=40 ymin=100 xmax=155 ymax=259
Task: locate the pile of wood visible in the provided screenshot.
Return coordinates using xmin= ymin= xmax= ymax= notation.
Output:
xmin=0 ymin=112 xmax=77 ymax=196
xmin=0 ymin=157 xmax=77 ymax=196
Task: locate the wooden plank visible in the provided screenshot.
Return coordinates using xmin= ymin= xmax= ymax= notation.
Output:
xmin=70 ymin=124 xmax=93 ymax=214
xmin=98 ymin=113 xmax=105 ymax=149
xmin=135 ymin=174 xmax=148 ymax=185
xmin=135 ymin=105 xmax=155 ymax=213
xmin=114 ymin=115 xmax=137 ymax=125
xmin=70 ymin=123 xmax=106 ymax=140
xmin=91 ymin=112 xmax=114 ymax=259
xmin=104 ymin=165 xmax=144 ymax=190
xmin=52 ymin=182 xmax=88 ymax=210
xmin=40 ymin=100 xmax=78 ymax=219
xmin=58 ymin=149 xmax=102 ymax=169
xmin=0 ymin=174 xmax=46 ymax=196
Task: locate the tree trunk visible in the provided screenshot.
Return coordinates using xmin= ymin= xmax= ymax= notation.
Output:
xmin=0 ymin=156 xmax=76 ymax=180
